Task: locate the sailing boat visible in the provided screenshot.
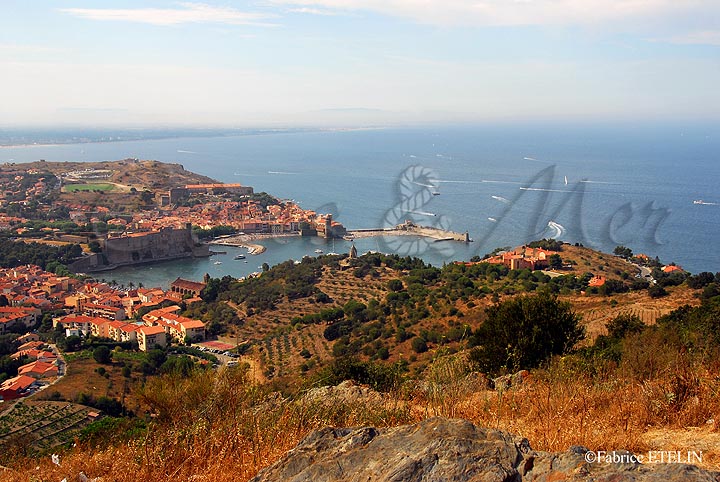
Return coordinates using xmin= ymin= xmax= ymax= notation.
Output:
xmin=327 ymin=237 xmax=339 ymax=256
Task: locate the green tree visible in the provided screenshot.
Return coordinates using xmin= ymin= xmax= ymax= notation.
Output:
xmin=62 ymin=335 xmax=83 ymax=352
xmin=549 ymin=254 xmax=563 ymax=270
xmin=88 ymin=240 xmax=102 ymax=253
xmin=387 ymin=279 xmax=404 ymax=292
xmin=160 ymin=356 xmax=195 ymax=377
xmin=606 ymin=313 xmax=644 ymax=339
xmin=411 ymin=336 xmax=428 ymax=354
xmin=146 ymin=349 xmax=167 ymax=371
xmin=648 ymin=284 xmax=668 ymax=299
xmin=614 ymin=245 xmax=633 ymax=259
xmin=468 ymin=293 xmax=584 ymax=375
xmin=93 ymin=345 xmax=112 ymax=364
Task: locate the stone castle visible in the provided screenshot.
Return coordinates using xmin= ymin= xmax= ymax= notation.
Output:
xmin=68 ymin=224 xmax=210 ymax=273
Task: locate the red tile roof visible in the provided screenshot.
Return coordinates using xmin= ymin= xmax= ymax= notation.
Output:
xmin=662 ymin=265 xmax=684 ymax=273
xmin=139 ymin=325 xmax=166 ymax=335
xmin=18 ymin=360 xmax=58 ymax=377
xmin=0 ymin=374 xmax=36 ymax=394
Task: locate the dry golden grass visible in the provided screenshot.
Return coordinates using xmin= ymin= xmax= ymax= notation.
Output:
xmin=415 ymin=354 xmax=720 ymax=466
xmin=565 ymin=284 xmax=701 ymax=340
xmin=48 ymin=352 xmax=149 ymax=415
xmin=4 ymin=352 xmax=720 ymax=482
xmin=558 ymin=244 xmax=640 ymax=280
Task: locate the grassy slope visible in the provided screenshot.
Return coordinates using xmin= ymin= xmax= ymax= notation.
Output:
xmin=63 ymin=183 xmax=117 ymax=192
xmin=48 ymin=351 xmax=149 ymax=415
xmin=0 ymin=244 xmax=712 ymax=480
xmin=3 ymin=354 xmax=720 ymax=482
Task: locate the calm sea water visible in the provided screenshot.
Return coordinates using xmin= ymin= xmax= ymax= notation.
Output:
xmin=2 ymin=123 xmax=718 ymax=287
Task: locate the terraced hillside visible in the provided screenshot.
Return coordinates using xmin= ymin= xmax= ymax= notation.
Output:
xmin=565 ymin=286 xmax=699 ymax=339
xmin=202 ymin=244 xmax=706 ymax=384
xmin=0 ymin=400 xmax=96 ymax=456
xmin=229 ymin=263 xmax=398 ymax=380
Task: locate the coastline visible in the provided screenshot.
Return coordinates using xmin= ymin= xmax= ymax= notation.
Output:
xmin=0 ymin=143 xmax=67 ymax=149
xmin=0 ymin=127 xmax=387 ymax=150
xmin=209 ymin=233 xmax=303 ymax=255
xmin=207 ymin=225 xmax=469 ymax=257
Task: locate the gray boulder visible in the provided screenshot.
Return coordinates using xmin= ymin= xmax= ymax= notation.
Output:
xmin=251 ymin=417 xmax=720 ymax=482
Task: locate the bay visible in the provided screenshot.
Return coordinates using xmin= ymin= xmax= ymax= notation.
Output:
xmin=2 ymin=123 xmax=718 ymax=287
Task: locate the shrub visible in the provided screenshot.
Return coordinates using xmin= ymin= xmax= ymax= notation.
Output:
xmin=648 ymin=284 xmax=668 ymax=298
xmin=411 ymin=337 xmax=428 ymax=354
xmin=93 ymin=345 xmax=112 ymax=364
xmin=606 ymin=313 xmax=644 ymax=339
xmin=468 ymin=293 xmax=584 ymax=375
xmin=316 ymin=357 xmax=406 ymax=392
xmin=387 ymin=279 xmax=404 ymax=292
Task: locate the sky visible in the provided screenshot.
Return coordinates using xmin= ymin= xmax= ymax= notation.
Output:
xmin=1 ymin=0 xmax=719 ymax=127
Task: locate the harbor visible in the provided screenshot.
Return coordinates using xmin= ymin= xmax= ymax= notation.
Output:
xmin=208 ymin=221 xmax=470 ymax=257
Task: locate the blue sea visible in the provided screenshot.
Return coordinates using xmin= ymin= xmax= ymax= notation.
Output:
xmin=2 ymin=123 xmax=718 ymax=287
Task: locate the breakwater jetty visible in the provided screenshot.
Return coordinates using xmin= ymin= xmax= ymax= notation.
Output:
xmin=348 ymin=221 xmax=470 ymax=243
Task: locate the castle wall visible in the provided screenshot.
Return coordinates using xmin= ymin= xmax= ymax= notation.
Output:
xmin=68 ymin=226 xmax=209 ymax=273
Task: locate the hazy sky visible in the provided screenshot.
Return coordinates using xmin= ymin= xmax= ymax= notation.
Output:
xmin=1 ymin=1 xmax=719 ymax=126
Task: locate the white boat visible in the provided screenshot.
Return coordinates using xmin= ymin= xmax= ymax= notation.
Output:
xmin=314 ymin=248 xmax=324 ymax=254
xmin=327 ymin=238 xmax=339 ymax=255
xmin=234 ymin=254 xmax=246 ymax=260
xmin=431 ymin=191 xmax=440 ymax=196
xmin=214 ymin=261 xmax=222 ymax=265
xmin=694 ymin=200 xmax=706 ymax=205
xmin=564 ymin=175 xmax=568 ymax=185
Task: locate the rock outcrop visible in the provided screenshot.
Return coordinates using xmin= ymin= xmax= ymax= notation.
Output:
xmin=251 ymin=417 xmax=720 ymax=482
xmin=301 ymin=380 xmax=385 ymax=407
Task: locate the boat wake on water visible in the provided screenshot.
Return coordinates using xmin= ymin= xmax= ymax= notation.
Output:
xmin=409 ymin=210 xmax=437 ymax=217
xmin=520 ymin=187 xmax=575 ymax=193
xmin=491 ymin=195 xmax=510 ymax=203
xmin=546 ymin=221 xmax=565 ymax=238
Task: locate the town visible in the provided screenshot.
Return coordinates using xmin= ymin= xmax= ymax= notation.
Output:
xmin=0 ymin=162 xmax=346 ymax=238
xmin=0 ymin=262 xmax=215 ymax=402
xmin=0 ymin=160 xmax=348 ymax=273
